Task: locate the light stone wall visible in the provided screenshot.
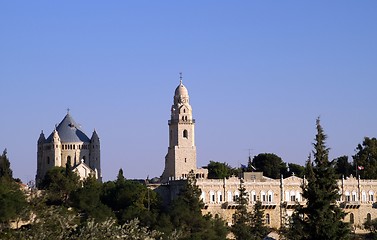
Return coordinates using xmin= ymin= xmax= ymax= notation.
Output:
xmin=37 ymin=131 xmax=101 ymax=185
xmin=193 ymin=174 xmax=377 ymax=230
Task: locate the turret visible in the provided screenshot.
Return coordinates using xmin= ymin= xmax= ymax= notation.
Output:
xmin=36 ymin=131 xmax=46 ymax=186
xmin=52 ymin=129 xmax=62 ymax=166
xmin=90 ymin=129 xmax=101 ymax=181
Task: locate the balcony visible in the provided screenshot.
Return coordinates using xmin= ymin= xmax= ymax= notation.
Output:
xmin=261 ymin=202 xmax=277 ymax=209
xmin=340 ymin=201 xmax=360 ymax=209
xmin=168 ymin=119 xmax=195 ymax=125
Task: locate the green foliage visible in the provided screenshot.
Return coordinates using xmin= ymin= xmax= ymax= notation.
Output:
xmin=353 ymin=137 xmax=377 ymax=179
xmin=288 ymin=118 xmax=350 ymax=240
xmin=40 ymin=166 xmax=80 ymax=205
xmin=5 ymin=208 xmax=161 ymax=240
xmin=334 ymin=155 xmax=353 ymax=178
xmin=232 ymin=179 xmax=269 ymax=240
xmin=0 ymin=149 xmax=12 ymax=180
xmin=70 ymin=175 xmax=114 ymax=221
xmin=251 ymin=153 xmax=288 ymax=179
xmin=0 ymin=150 xmax=28 ymax=229
xmin=101 ymin=172 xmax=160 ymax=227
xmin=232 ymin=180 xmax=252 ymax=239
xmin=207 ymin=161 xmax=236 ymax=179
xmin=287 ymin=163 xmax=305 ymax=178
xmin=168 ymin=172 xmax=229 ymax=240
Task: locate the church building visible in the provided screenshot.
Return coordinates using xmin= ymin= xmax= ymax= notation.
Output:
xmin=36 ymin=112 xmax=101 ymax=186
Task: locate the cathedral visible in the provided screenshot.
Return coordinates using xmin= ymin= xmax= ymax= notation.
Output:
xmin=36 ymin=112 xmax=101 ymax=186
xmin=160 ymin=78 xmax=377 ymax=230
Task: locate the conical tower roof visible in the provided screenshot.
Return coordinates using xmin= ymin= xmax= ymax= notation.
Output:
xmin=46 ymin=113 xmax=90 ymax=143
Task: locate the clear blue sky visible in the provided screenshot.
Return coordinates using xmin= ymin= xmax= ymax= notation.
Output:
xmin=1 ymin=1 xmax=376 ymax=183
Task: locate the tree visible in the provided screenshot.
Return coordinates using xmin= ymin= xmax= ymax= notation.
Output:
xmin=70 ymin=175 xmax=114 ymax=222
xmin=168 ymin=171 xmax=228 ymax=239
xmin=0 ymin=150 xmax=28 ymax=229
xmin=364 ymin=217 xmax=377 ymax=239
xmin=288 ymin=118 xmax=350 ymax=240
xmin=334 ymin=156 xmax=353 ymax=178
xmin=353 ymin=137 xmax=377 ymax=179
xmin=232 ymin=179 xmax=269 ymax=240
xmin=287 ymin=163 xmax=305 ymax=178
xmin=251 ymin=153 xmax=288 ymax=179
xmin=232 ymin=179 xmax=253 ymax=240
xmin=207 ymin=161 xmax=236 ymax=179
xmin=250 ymin=201 xmax=269 ymax=240
xmin=40 ymin=164 xmax=80 ymax=205
xmin=0 ymin=149 xmax=12 ymax=180
xmin=101 ymin=173 xmax=160 ymax=227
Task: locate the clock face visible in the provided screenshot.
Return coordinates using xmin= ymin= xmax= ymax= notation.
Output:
xmin=181 ymin=99 xmax=186 ymax=103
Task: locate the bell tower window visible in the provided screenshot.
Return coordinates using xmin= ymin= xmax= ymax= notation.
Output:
xmin=183 ymin=130 xmax=188 ymax=139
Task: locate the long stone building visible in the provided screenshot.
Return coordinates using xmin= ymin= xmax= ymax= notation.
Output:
xmin=160 ymin=78 xmax=377 ymax=230
xmin=36 ymin=112 xmax=101 ymax=186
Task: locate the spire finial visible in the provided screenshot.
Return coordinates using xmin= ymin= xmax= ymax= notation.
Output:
xmin=67 ymin=108 xmax=70 ymax=114
xmin=179 ymin=72 xmax=183 ymax=84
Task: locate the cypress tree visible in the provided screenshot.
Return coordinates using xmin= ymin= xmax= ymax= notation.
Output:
xmin=232 ymin=179 xmax=253 ymax=240
xmin=289 ymin=118 xmax=350 ymax=240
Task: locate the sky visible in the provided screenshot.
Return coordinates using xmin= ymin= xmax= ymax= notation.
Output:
xmin=0 ymin=1 xmax=376 ymax=183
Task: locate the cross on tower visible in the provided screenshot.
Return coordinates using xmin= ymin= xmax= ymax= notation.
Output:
xmin=179 ymin=72 xmax=183 ymax=84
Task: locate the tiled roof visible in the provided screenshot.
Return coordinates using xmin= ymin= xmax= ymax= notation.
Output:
xmin=46 ymin=113 xmax=90 ymax=143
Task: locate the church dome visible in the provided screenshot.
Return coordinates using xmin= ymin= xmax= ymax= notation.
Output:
xmin=174 ymin=81 xmax=189 ymax=97
xmin=46 ymin=113 xmax=90 ymax=143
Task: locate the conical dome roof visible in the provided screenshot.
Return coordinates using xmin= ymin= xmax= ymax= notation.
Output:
xmin=46 ymin=113 xmax=90 ymax=143
xmin=174 ymin=81 xmax=189 ymax=97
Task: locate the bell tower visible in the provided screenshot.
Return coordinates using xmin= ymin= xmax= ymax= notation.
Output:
xmin=161 ymin=76 xmax=197 ymax=182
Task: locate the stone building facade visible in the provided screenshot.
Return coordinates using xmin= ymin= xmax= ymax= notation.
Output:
xmin=36 ymin=112 xmax=101 ymax=186
xmin=197 ymin=173 xmax=377 ymax=229
xmin=160 ymin=79 xmax=377 ymax=230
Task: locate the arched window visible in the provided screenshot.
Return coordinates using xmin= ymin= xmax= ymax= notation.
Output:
xmin=285 ymin=191 xmax=290 ymax=202
xmin=83 ymin=156 xmax=86 ymax=163
xmin=217 ymin=191 xmax=223 ymax=203
xmin=183 ymin=130 xmax=188 ymax=138
xmin=227 ymin=191 xmax=233 ymax=202
xmin=352 ymin=191 xmax=357 ymax=201
xmin=251 ymin=190 xmax=256 ymax=202
xmin=268 ymin=190 xmax=273 ymax=202
xmin=350 ymin=213 xmax=354 ymax=224
xmin=261 ymin=191 xmax=266 ymax=202
xmin=362 ymin=191 xmax=367 ymax=202
xmin=47 ymin=156 xmax=50 ymax=165
xmin=290 ymin=190 xmax=296 ymax=202
xmin=266 ymin=214 xmax=270 ymax=225
xmin=183 ymin=109 xmax=186 ymax=113
xmin=210 ymin=191 xmax=215 ymax=203
xmin=367 ymin=213 xmax=372 ymax=222
xmin=369 ymin=191 xmax=374 ymax=202
xmin=345 ymin=191 xmax=350 ymax=202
